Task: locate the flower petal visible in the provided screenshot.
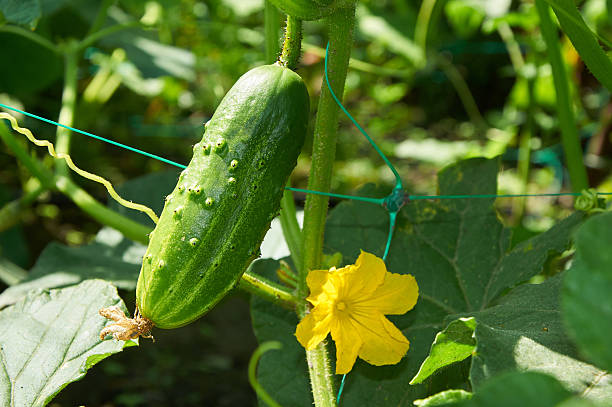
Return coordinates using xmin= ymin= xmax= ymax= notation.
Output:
xmin=343 ymin=251 xmax=387 ymax=299
xmin=358 ymin=272 xmax=419 ymax=315
xmin=330 ymin=315 xmax=363 ymax=374
xmin=306 ymin=269 xmax=333 ymax=306
xmin=351 ymin=311 xmax=410 ymax=366
xmin=295 ymin=306 xmax=333 ymax=350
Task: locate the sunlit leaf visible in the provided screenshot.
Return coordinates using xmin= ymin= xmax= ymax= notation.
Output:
xmin=0 ymin=279 xmax=136 ymax=407
xmin=563 ymin=211 xmax=612 ymax=372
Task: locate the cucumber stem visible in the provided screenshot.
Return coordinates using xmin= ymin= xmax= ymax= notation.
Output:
xmin=299 ymin=6 xmax=356 ymax=407
xmin=279 ymin=15 xmax=303 ymax=70
xmin=55 ymin=42 xmax=79 ymax=178
xmin=239 ymin=270 xmax=298 ymax=307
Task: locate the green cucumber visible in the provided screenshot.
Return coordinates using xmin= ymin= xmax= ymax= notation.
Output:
xmin=268 ymin=0 xmax=351 ymax=20
xmin=135 ymin=64 xmax=309 ymax=330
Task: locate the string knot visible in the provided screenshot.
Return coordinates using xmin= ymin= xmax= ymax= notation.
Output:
xmin=382 ymin=187 xmax=407 ymax=213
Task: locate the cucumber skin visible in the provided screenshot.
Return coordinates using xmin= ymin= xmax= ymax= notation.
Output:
xmin=136 ymin=65 xmax=309 ymax=329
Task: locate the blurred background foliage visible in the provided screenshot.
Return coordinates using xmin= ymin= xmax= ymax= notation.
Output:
xmin=0 ymin=0 xmax=611 ymax=405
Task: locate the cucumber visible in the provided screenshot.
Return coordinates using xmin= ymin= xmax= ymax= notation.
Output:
xmin=135 ymin=64 xmax=309 ymax=330
xmin=268 ymin=0 xmax=351 ymax=20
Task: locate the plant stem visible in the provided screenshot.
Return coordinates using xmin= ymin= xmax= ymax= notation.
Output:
xmin=78 ymin=22 xmax=142 ymax=51
xmin=515 ymin=71 xmax=536 ymax=222
xmin=435 ymin=54 xmax=485 ymax=128
xmin=0 ymin=25 xmax=59 ymax=53
xmin=307 ymin=341 xmax=336 ymax=407
xmin=239 ymin=269 xmax=297 ymax=307
xmin=303 ymin=43 xmax=411 ymax=78
xmin=55 ymin=43 xmax=79 ymax=178
xmin=280 ymin=187 xmax=303 ymax=274
xmin=0 ymin=121 xmax=151 ymax=244
xmin=264 ymin=1 xmax=281 ymax=63
xmin=497 ymin=21 xmax=525 ymax=71
xmin=535 ymin=0 xmax=589 ymax=192
xmin=300 ymin=6 xmax=356 ymax=407
xmin=0 ymin=178 xmax=45 ymax=234
xmin=415 ymin=0 xmax=437 ymax=54
xmin=87 ymin=0 xmax=115 ymax=36
xmin=279 ymin=15 xmax=303 ymax=70
xmin=300 ymin=6 xmax=355 ymax=292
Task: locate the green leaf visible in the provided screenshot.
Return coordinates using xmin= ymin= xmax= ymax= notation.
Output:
xmin=0 ymin=228 xmax=142 ymax=308
xmin=0 ymin=32 xmax=62 ymax=94
xmin=469 ymin=276 xmax=612 ymax=401
xmin=0 ymin=279 xmax=136 ymax=407
xmin=251 ymin=158 xmax=587 ymax=405
xmin=414 ymin=389 xmax=472 ymax=406
xmin=543 ymin=0 xmax=612 ymax=93
xmin=0 ymin=0 xmax=41 ymax=27
xmin=563 ymin=211 xmax=612 ymax=372
xmin=411 ymin=317 xmax=476 ymax=385
xmin=456 ymin=371 xmax=572 ymax=407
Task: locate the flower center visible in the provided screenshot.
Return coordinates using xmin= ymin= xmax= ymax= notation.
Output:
xmin=336 ymin=301 xmax=347 ymax=312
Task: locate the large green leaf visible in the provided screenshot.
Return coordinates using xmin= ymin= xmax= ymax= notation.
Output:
xmin=453 ymin=371 xmax=573 ymax=407
xmin=0 ymin=32 xmax=62 ymax=94
xmin=543 ymin=0 xmax=612 ymax=93
xmin=0 ymin=228 xmax=142 ymax=308
xmin=251 ymin=158 xmax=586 ymax=405
xmin=563 ymin=211 xmax=612 ymax=372
xmin=470 ymin=276 xmax=612 ymax=401
xmin=0 ymin=0 xmax=41 ymax=27
xmin=0 ymin=279 xmax=136 ymax=407
xmin=413 ymin=276 xmax=612 ymax=403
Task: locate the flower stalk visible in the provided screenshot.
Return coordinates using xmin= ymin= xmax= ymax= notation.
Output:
xmin=299 ymin=5 xmax=357 ymax=407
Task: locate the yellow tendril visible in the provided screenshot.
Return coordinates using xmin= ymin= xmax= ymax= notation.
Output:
xmin=0 ymin=112 xmax=159 ymax=224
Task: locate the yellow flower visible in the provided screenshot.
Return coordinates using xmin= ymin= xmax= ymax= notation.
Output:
xmin=295 ymin=251 xmax=419 ymax=374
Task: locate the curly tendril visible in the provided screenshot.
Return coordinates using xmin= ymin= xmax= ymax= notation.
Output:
xmin=0 ymin=112 xmax=160 ymax=224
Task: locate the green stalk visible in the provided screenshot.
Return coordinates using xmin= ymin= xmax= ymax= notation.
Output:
xmin=300 ymin=6 xmax=355 ymax=291
xmin=435 ymin=55 xmax=485 ymax=128
xmin=280 ymin=187 xmax=303 ymax=273
xmin=239 ymin=269 xmax=297 ymax=307
xmin=515 ymin=70 xmax=536 ymax=221
xmin=0 ymin=25 xmax=59 ymax=53
xmin=497 ymin=21 xmax=525 ymax=71
xmin=415 ymin=0 xmax=437 ymax=53
xmin=279 ymin=15 xmax=303 ymax=70
xmin=0 ymin=122 xmax=151 ymax=244
xmin=264 ymin=1 xmax=281 ymax=63
xmin=299 ymin=6 xmax=356 ymax=407
xmin=55 ymin=43 xmax=79 ymax=177
xmin=87 ymin=0 xmax=115 ymax=36
xmin=535 ymin=0 xmax=589 ymax=192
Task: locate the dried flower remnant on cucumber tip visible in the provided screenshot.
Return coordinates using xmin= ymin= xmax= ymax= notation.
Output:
xmin=99 ymin=305 xmax=154 ymax=341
